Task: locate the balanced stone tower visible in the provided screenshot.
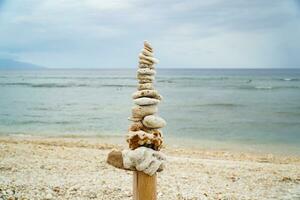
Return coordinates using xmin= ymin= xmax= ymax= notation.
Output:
xmin=107 ymin=41 xmax=166 ymax=200
xmin=127 ymin=41 xmax=166 ymax=151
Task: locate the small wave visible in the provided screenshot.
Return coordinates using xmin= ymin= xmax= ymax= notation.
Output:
xmin=88 ymin=117 xmax=105 ymax=120
xmin=18 ymin=120 xmax=76 ymax=125
xmin=157 ymin=79 xmax=174 ymax=83
xmin=157 ymin=77 xmax=231 ymax=83
xmin=0 ymin=82 xmax=88 ymax=88
xmin=0 ymin=82 xmax=135 ymax=88
xmin=238 ymin=85 xmax=300 ymax=90
xmin=193 ymin=103 xmax=244 ymax=108
xmin=15 ymin=76 xmax=135 ymax=80
xmin=255 ymin=86 xmax=273 ymax=90
xmin=23 ymin=114 xmax=43 ymax=118
xmin=18 ymin=120 xmax=50 ymax=125
xmin=280 ymin=78 xmax=299 ymax=81
xmin=31 ymin=83 xmax=89 ymax=88
xmin=54 ymin=121 xmax=76 ymax=125
xmin=30 ymin=107 xmax=51 ymax=111
xmin=8 ymin=133 xmax=33 ymax=137
xmin=101 ymin=84 xmax=135 ymax=88
xmin=1 ymin=82 xmax=32 ymax=86
xmin=275 ymin=111 xmax=300 ymax=116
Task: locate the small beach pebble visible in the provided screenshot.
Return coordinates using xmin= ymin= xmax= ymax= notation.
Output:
xmin=45 ymin=193 xmax=53 ymax=200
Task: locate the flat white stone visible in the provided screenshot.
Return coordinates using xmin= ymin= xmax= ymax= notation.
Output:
xmin=139 ymin=59 xmax=153 ymax=65
xmin=139 ymin=63 xmax=155 ymax=69
xmin=137 ymin=68 xmax=156 ymax=75
xmin=137 ymin=74 xmax=155 ymax=81
xmin=132 ymin=90 xmax=162 ymax=100
xmin=134 ymin=97 xmax=160 ymax=106
xmin=139 ymin=79 xmax=153 ymax=84
xmin=142 ymin=115 xmax=166 ymax=129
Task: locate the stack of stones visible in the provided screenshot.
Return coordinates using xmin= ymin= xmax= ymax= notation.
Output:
xmin=127 ymin=41 xmax=166 ymax=151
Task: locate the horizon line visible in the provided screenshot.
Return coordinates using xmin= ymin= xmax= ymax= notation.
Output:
xmin=1 ymin=67 xmax=300 ymax=70
xmin=37 ymin=65 xmax=300 ymax=69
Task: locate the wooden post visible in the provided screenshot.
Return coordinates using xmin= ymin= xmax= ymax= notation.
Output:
xmin=133 ymin=171 xmax=157 ymax=200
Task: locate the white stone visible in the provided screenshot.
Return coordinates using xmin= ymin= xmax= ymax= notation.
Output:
xmin=139 ymin=53 xmax=159 ymax=64
xmin=139 ymin=79 xmax=153 ymax=84
xmin=128 ymin=116 xmax=142 ymax=122
xmin=138 ymin=83 xmax=154 ymax=90
xmin=142 ymin=48 xmax=153 ymax=57
xmin=137 ymin=74 xmax=154 ymax=81
xmin=144 ymin=41 xmax=153 ymax=50
xmin=132 ymin=90 xmax=162 ymax=100
xmin=137 ymin=68 xmax=156 ymax=75
xmin=131 ymin=105 xmax=157 ymax=118
xmin=139 ymin=59 xmax=153 ymax=65
xmin=45 ymin=193 xmax=53 ymax=200
xmin=134 ymin=97 xmax=160 ymax=106
xmin=142 ymin=115 xmax=166 ymax=129
xmin=122 ymin=147 xmax=166 ymax=176
xmin=139 ymin=63 xmax=155 ymax=69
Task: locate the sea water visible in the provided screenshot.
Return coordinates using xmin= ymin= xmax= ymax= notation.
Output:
xmin=1 ymin=69 xmax=300 ymax=154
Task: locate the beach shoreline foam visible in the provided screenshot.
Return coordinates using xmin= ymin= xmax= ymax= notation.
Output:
xmin=0 ymin=135 xmax=300 ymax=199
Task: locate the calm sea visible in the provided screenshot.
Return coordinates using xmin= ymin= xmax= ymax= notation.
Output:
xmin=1 ymin=69 xmax=300 ymax=154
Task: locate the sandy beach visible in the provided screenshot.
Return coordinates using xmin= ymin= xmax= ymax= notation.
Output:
xmin=0 ymin=136 xmax=299 ymax=200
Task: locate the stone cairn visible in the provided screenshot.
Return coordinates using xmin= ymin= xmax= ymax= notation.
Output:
xmin=127 ymin=41 xmax=166 ymax=152
xmin=107 ymin=41 xmax=166 ymax=178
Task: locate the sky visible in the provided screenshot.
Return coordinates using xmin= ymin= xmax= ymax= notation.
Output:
xmin=0 ymin=0 xmax=300 ymax=68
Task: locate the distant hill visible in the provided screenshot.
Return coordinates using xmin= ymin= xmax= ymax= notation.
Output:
xmin=0 ymin=58 xmax=43 ymax=70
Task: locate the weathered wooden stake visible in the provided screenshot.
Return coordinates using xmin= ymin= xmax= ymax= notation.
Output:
xmin=133 ymin=171 xmax=157 ymax=200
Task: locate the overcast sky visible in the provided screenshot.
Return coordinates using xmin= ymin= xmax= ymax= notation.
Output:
xmin=0 ymin=0 xmax=300 ymax=68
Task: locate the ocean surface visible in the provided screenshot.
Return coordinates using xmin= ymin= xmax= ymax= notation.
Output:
xmin=1 ymin=69 xmax=300 ymax=154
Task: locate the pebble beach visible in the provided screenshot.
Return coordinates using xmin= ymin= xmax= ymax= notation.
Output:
xmin=0 ymin=136 xmax=300 ymax=200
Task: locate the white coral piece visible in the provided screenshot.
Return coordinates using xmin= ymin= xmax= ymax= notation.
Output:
xmin=122 ymin=147 xmax=166 ymax=176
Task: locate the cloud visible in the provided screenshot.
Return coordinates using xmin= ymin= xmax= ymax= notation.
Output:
xmin=0 ymin=0 xmax=299 ymax=68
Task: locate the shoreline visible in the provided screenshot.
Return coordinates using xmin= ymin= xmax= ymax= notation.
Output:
xmin=1 ymin=135 xmax=300 ymax=164
xmin=0 ymin=135 xmax=300 ymax=199
xmin=2 ymin=133 xmax=300 ymax=156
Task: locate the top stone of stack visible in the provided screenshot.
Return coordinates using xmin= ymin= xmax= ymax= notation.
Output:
xmin=136 ymin=41 xmax=159 ymax=87
xmin=138 ymin=41 xmax=159 ymax=69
